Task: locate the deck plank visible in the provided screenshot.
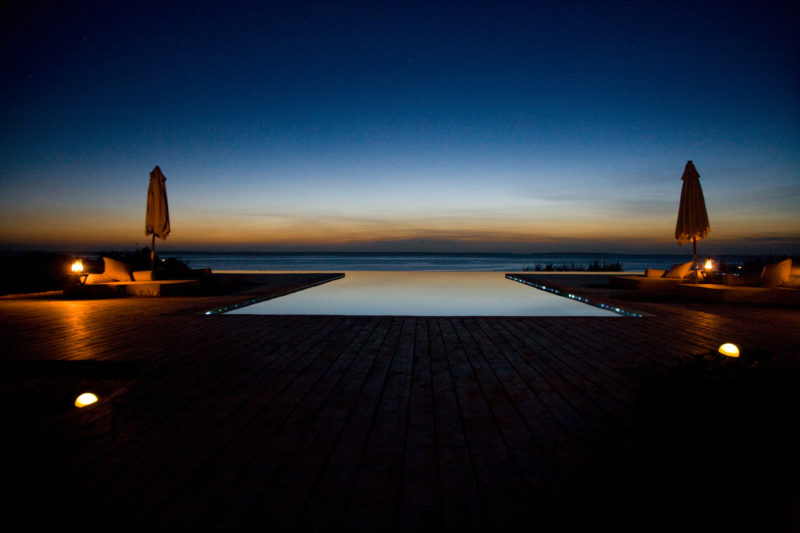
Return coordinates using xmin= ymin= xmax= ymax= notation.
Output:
xmin=396 ymin=318 xmax=441 ymax=531
xmin=339 ymin=317 xmax=416 ymax=531
xmin=292 ymin=317 xmax=395 ymax=530
xmin=212 ymin=316 xmax=376 ymax=529
xmin=429 ymin=318 xmax=487 ymax=531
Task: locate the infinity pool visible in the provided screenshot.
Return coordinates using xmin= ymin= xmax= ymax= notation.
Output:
xmin=226 ymin=272 xmax=627 ymax=317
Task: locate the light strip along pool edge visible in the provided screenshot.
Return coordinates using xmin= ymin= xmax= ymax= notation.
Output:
xmin=203 ymin=273 xmax=345 ymax=315
xmin=505 ymin=274 xmax=646 ymax=317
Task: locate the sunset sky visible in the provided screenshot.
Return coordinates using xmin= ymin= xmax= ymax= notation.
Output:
xmin=1 ymin=1 xmax=798 ymax=255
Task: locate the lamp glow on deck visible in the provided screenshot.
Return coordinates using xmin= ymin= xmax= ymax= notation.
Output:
xmin=71 ymin=260 xmax=84 ymax=273
xmin=704 ymin=259 xmax=714 ymax=270
xmin=718 ymin=343 xmax=740 ymax=358
xmin=74 ymin=392 xmax=98 ymax=408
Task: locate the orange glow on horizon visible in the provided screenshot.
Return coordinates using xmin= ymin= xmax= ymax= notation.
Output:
xmin=2 ymin=204 xmax=798 ymax=253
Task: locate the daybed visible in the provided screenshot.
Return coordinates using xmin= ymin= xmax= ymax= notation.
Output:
xmin=83 ymin=256 xmax=153 ymax=284
xmin=65 ymin=256 xmax=201 ymax=297
xmin=609 ymin=261 xmax=694 ymax=292
xmin=677 ymin=259 xmax=800 ymax=304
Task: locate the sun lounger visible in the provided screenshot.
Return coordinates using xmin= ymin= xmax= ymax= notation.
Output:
xmin=67 ymin=256 xmax=205 ymax=297
xmin=609 ymin=261 xmax=694 ymax=292
xmin=678 ymin=258 xmax=800 ymax=304
xmin=84 ymin=257 xmax=134 ymax=284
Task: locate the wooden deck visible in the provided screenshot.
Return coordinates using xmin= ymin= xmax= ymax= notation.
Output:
xmin=2 ymin=273 xmax=799 ymax=531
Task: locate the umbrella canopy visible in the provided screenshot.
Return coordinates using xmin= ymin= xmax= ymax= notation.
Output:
xmin=674 ymin=160 xmax=709 ymax=276
xmin=145 ymin=165 xmax=170 ymax=268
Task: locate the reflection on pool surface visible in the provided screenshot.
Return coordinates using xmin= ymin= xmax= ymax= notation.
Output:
xmin=226 ymin=271 xmax=622 ymax=317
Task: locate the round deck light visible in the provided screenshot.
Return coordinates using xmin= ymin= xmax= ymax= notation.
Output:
xmin=74 ymin=392 xmax=98 ymax=408
xmin=718 ymin=343 xmax=740 ymax=358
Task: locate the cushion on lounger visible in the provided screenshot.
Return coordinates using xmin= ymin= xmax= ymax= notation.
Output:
xmin=644 ymin=268 xmax=666 ymax=278
xmin=102 ymin=257 xmax=133 ymax=282
xmin=663 ymin=261 xmax=693 ymax=279
xmin=761 ymin=259 xmax=792 ymax=287
xmin=788 ymin=266 xmax=800 ymax=288
xmin=85 ymin=273 xmax=112 ymax=284
xmin=132 ymin=270 xmax=153 ymax=281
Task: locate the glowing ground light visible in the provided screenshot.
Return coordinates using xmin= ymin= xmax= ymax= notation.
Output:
xmin=74 ymin=392 xmax=98 ymax=408
xmin=71 ymin=260 xmax=84 ymax=273
xmin=504 ymin=275 xmax=644 ymax=317
xmin=718 ymin=343 xmax=740 ymax=358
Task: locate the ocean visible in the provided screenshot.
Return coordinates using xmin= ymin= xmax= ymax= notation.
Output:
xmin=164 ymin=252 xmax=762 ymax=273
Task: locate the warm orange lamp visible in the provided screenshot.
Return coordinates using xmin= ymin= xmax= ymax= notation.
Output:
xmin=718 ymin=343 xmax=740 ymax=358
xmin=74 ymin=392 xmax=98 ymax=408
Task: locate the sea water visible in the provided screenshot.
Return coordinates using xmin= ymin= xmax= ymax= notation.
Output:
xmin=168 ymin=251 xmax=756 ymax=272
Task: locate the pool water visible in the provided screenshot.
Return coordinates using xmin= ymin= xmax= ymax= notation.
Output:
xmin=226 ymin=271 xmax=623 ymax=317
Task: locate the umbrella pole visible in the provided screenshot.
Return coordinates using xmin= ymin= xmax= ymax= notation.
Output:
xmin=151 ymin=234 xmax=156 ymax=272
xmin=692 ymin=236 xmax=698 ymax=284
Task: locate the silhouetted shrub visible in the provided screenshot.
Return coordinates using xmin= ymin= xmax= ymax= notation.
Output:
xmin=522 ymin=260 xmax=623 ymax=272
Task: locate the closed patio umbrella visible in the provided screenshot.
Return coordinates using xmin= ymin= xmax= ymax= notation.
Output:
xmin=145 ymin=165 xmax=170 ymax=271
xmin=674 ymin=160 xmax=709 ymax=280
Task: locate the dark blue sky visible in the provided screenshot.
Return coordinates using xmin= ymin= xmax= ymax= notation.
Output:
xmin=2 ymin=1 xmax=798 ymax=253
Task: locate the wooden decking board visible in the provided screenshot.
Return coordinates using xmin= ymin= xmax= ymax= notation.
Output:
xmin=395 ymin=318 xmax=442 ymax=531
xmin=152 ymin=316 xmax=366 ymax=528
xmin=520 ymin=274 xmax=800 ymax=362
xmin=495 ymin=318 xmax=632 ymax=489
xmin=507 ymin=318 xmax=633 ymax=420
xmin=543 ymin=316 xmax=660 ymax=378
xmin=429 ymin=318 xmax=488 ymax=531
xmin=116 ymin=318 xmax=344 ymax=520
xmin=493 ymin=319 xmax=618 ymax=496
xmin=266 ymin=316 xmax=385 ymax=531
xmin=58 ymin=315 xmax=325 ymax=485
xmin=512 ymin=274 xmax=764 ymax=359
xmin=497 ymin=318 xmax=616 ymax=439
xmin=2 ymin=273 xmax=799 ymax=531
xmin=56 ymin=315 xmax=339 ymax=513
xmin=695 ymin=309 xmax=800 ymax=354
xmin=201 ymin=316 xmax=372 ymax=528
xmin=105 ymin=316 xmax=349 ymax=525
xmin=480 ymin=317 xmax=587 ymax=460
xmin=292 ymin=317 xmax=400 ymax=531
xmin=556 ymin=317 xmax=670 ymax=376
xmin=585 ymin=314 xmax=707 ymax=366
xmin=538 ymin=318 xmax=651 ymax=415
xmin=339 ymin=317 xmax=417 ymax=531
xmin=456 ymin=318 xmax=557 ymax=494
xmin=213 ymin=317 xmax=393 ymax=529
xmin=62 ymin=316 xmax=346 ymax=525
xmin=469 ymin=318 xmax=573 ymax=465
xmin=438 ymin=317 xmax=531 ymax=532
